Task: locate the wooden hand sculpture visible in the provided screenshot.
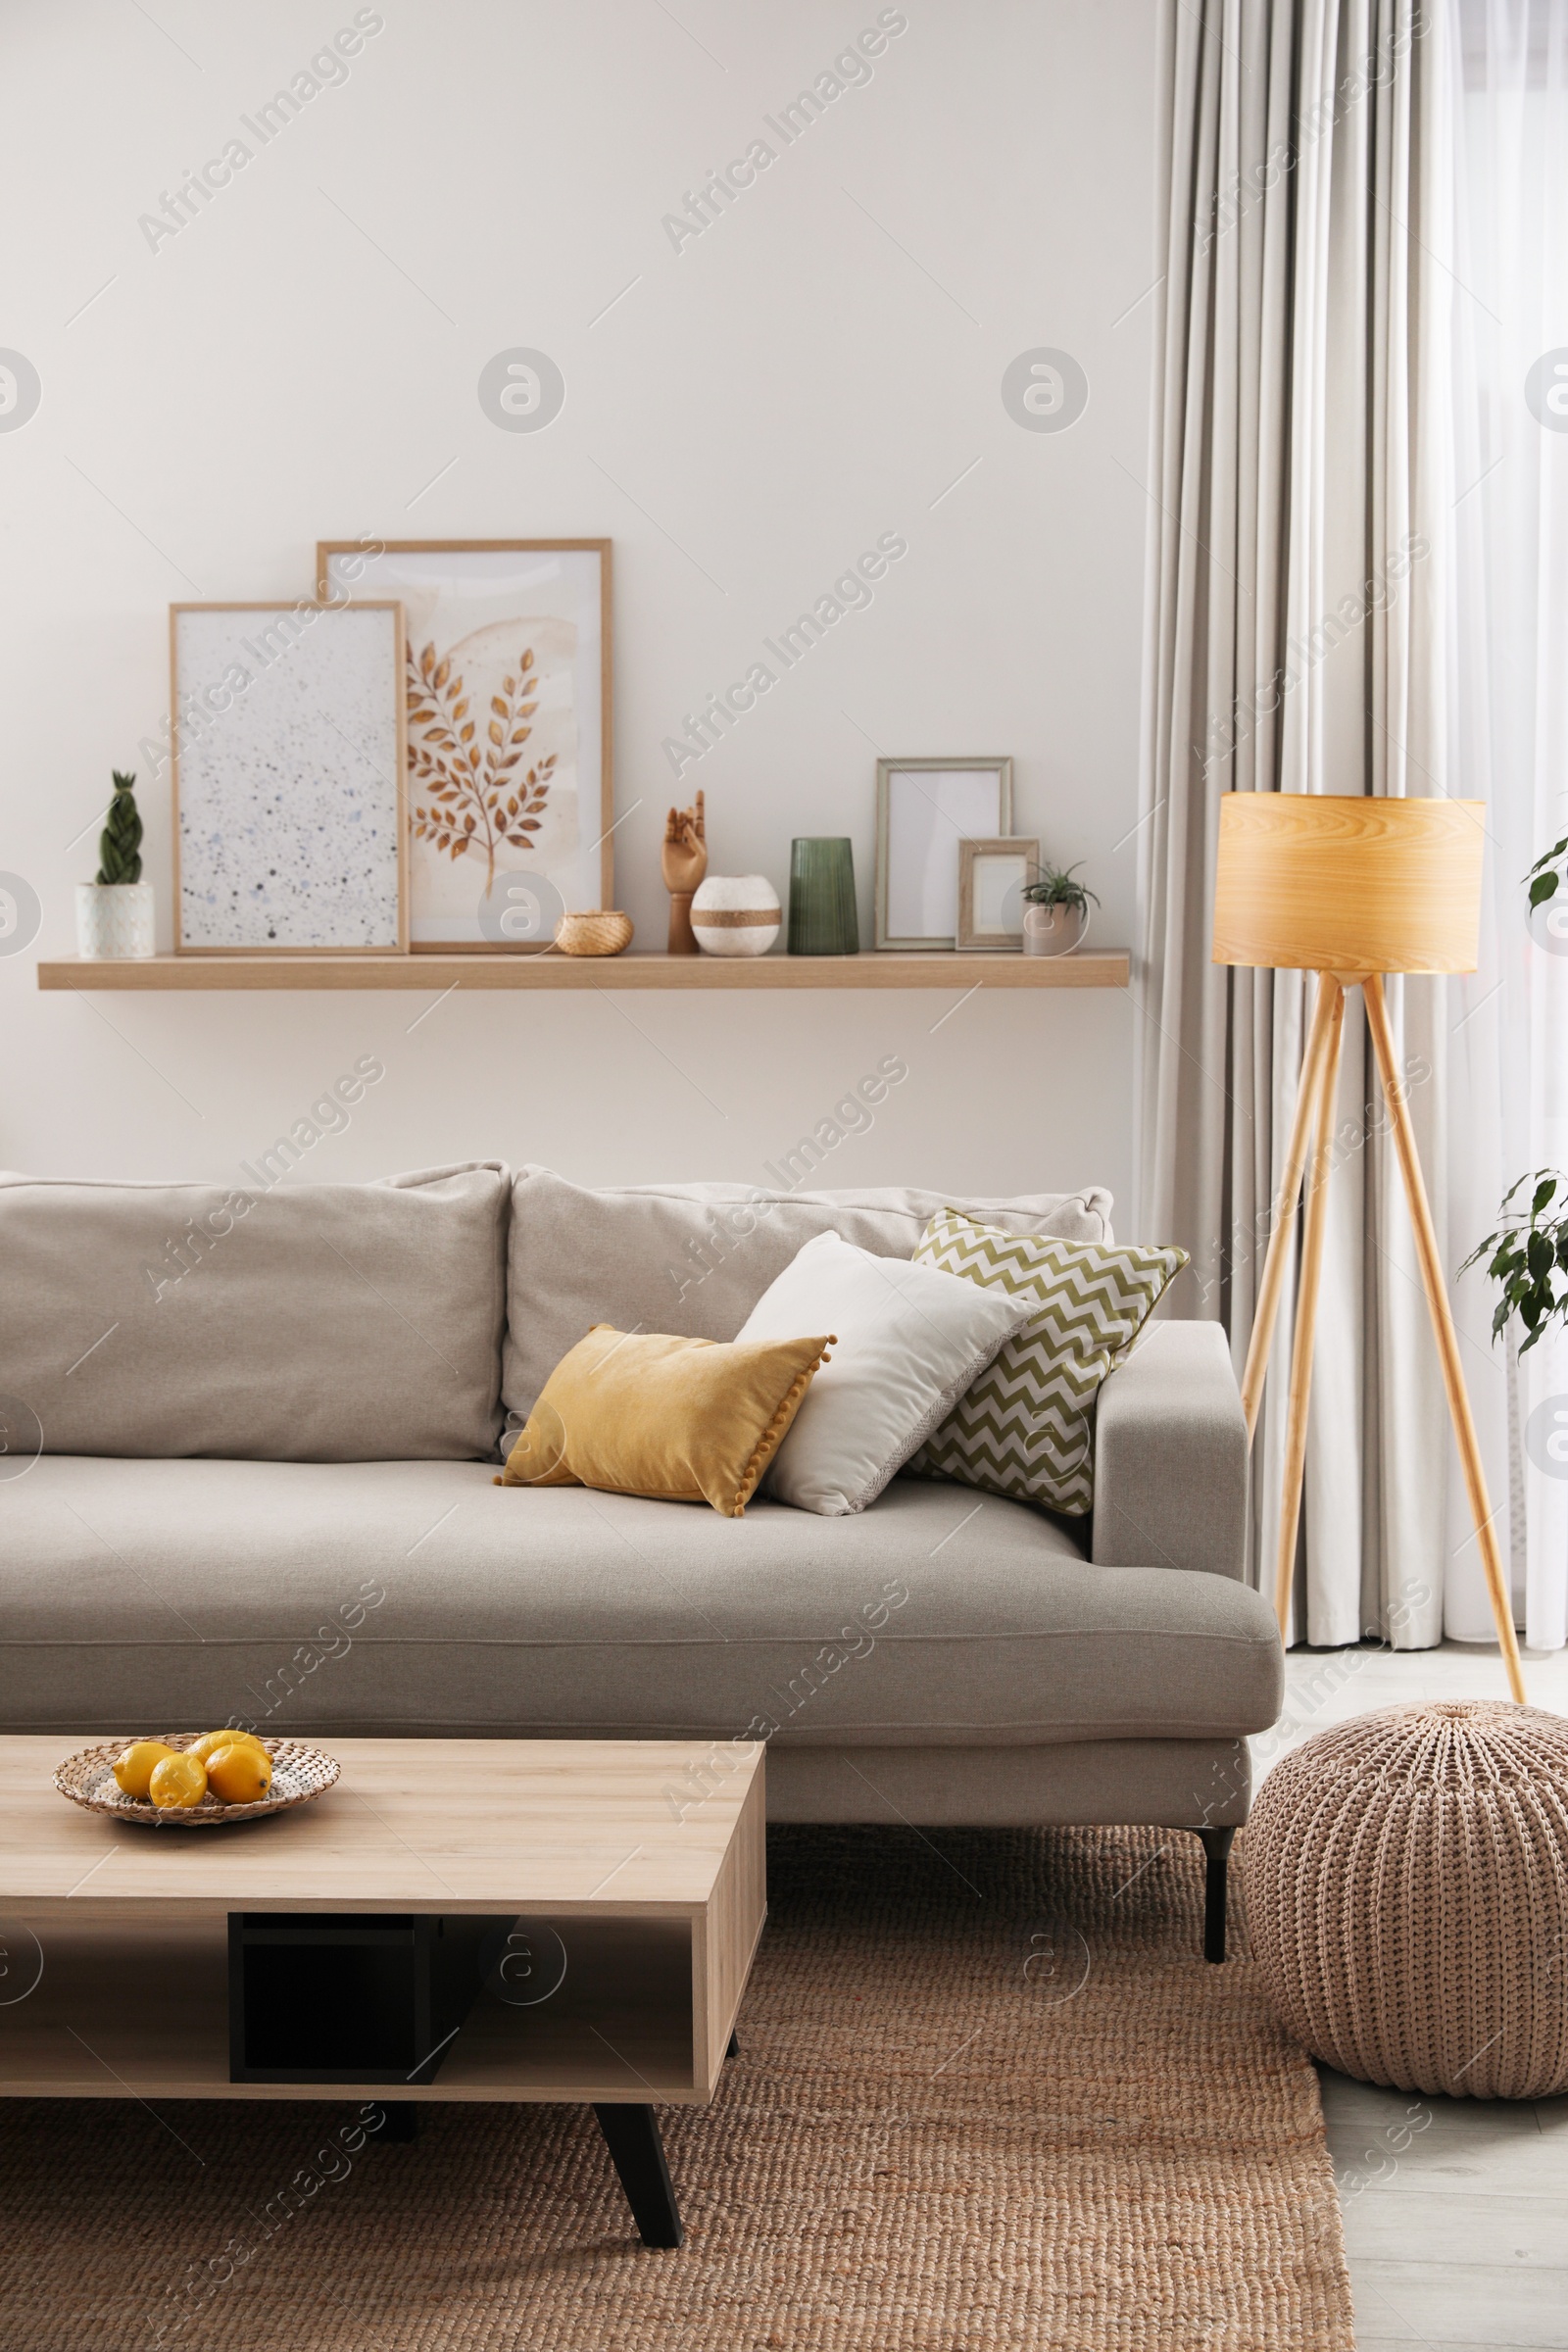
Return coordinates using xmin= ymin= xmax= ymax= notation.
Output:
xmin=662 ymin=789 xmax=708 ymax=955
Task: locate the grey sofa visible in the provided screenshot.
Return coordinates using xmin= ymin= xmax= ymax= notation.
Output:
xmin=0 ymin=1162 xmax=1281 ymax=1956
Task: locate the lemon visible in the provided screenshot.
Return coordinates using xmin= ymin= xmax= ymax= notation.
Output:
xmin=113 ymin=1740 xmax=177 ymax=1799
xmin=148 ymin=1750 xmax=208 ymax=1809
xmin=206 ymin=1743 xmax=272 ymax=1806
xmin=190 ymin=1727 xmax=269 ymax=1766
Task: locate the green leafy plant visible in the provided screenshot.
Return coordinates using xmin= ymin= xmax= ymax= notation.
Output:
xmin=1527 ymin=834 xmax=1568 ymax=911
xmin=1461 ymin=1173 xmax=1568 ymax=1354
xmin=1466 ymin=834 xmax=1568 ymax=1350
xmin=1021 ymin=860 xmax=1100 ymax=915
xmin=95 ymin=770 xmax=142 ymax=886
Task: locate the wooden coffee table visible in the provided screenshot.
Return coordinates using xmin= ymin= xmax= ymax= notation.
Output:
xmin=0 ymin=1736 xmax=765 ymax=2248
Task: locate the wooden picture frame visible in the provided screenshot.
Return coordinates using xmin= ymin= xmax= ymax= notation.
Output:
xmin=874 ymin=758 xmax=1014 ymax=949
xmin=317 ymin=539 xmax=612 ymax=953
xmin=171 ymin=601 xmax=408 ymax=956
xmin=957 ymin=837 xmax=1040 ymax=950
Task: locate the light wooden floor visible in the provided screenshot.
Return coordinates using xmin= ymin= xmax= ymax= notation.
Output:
xmin=1269 ymin=1642 xmax=1568 ymax=2351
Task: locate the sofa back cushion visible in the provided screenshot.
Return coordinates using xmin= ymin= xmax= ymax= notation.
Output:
xmin=0 ymin=1162 xmax=509 ymax=1461
xmin=503 ymin=1165 xmax=1113 ymax=1424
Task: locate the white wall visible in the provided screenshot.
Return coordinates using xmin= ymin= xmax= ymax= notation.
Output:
xmin=0 ymin=0 xmax=1157 ymax=1220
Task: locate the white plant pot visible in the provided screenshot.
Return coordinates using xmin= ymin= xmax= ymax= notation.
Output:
xmin=691 ymin=874 xmax=782 ymax=956
xmin=76 ymin=882 xmax=155 ymax=959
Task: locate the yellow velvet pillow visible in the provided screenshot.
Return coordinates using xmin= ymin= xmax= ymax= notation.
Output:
xmin=496 ymin=1324 xmax=834 ymax=1517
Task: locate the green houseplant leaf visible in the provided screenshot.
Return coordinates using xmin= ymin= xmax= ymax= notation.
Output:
xmin=1466 ymin=837 xmax=1568 ymax=1353
xmin=1461 ymin=1169 xmax=1568 ymax=1355
xmin=95 ymin=770 xmax=143 ymax=887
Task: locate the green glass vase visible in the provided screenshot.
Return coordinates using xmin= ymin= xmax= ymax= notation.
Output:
xmin=787 ymin=838 xmax=859 ymax=956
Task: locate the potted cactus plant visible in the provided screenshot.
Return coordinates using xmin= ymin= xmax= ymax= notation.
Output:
xmin=76 ymin=770 xmax=155 ymax=958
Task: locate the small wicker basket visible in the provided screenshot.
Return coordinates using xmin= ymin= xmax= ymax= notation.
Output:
xmin=54 ymin=1733 xmax=340 ymax=1829
xmin=555 ymin=910 xmax=633 ymax=956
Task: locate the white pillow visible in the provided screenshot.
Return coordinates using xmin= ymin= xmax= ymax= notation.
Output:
xmin=733 ymin=1229 xmax=1035 ymax=1515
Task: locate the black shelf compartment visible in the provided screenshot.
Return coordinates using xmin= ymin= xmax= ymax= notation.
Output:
xmin=228 ymin=1912 xmax=509 ymax=2085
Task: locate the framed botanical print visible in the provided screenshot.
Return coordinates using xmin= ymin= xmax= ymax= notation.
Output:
xmin=957 ymin=837 xmax=1039 ymax=950
xmin=317 ymin=539 xmax=612 ymax=951
xmin=874 ymin=758 xmax=1014 ymax=949
xmin=171 ymin=602 xmax=407 ymax=954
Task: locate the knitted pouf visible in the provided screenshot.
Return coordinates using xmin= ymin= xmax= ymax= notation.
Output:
xmin=1245 ymin=1701 xmax=1568 ymax=2098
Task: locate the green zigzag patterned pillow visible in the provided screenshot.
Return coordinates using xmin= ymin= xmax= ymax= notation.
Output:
xmin=906 ymin=1209 xmax=1188 ymax=1515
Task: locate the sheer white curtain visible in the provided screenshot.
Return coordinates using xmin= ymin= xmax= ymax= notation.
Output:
xmin=1446 ymin=0 xmax=1568 ymax=1650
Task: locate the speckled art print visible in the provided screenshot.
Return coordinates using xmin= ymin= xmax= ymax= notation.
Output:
xmin=317 ymin=542 xmax=612 ymax=951
xmin=171 ymin=603 xmax=407 ymax=952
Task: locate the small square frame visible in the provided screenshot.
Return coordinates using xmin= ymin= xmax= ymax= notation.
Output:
xmin=957 ymin=837 xmax=1040 ymax=950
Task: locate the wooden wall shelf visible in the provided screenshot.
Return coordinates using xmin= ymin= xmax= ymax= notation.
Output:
xmin=37 ymin=951 xmax=1129 ymax=994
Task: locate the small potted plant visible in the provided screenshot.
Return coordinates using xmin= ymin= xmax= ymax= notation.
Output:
xmin=76 ymin=770 xmax=155 ymax=958
xmin=1021 ymin=861 xmax=1099 ymax=956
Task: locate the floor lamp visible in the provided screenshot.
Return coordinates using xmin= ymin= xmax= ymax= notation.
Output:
xmin=1212 ymin=793 xmax=1526 ymax=1703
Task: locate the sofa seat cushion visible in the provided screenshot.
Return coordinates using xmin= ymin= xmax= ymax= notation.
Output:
xmin=0 ymin=1458 xmax=1282 ymax=1745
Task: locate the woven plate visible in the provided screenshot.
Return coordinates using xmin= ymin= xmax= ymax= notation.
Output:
xmin=54 ymin=1734 xmax=339 ymax=1829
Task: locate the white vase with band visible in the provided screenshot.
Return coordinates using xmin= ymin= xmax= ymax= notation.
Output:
xmin=691 ymin=874 xmax=781 ymax=956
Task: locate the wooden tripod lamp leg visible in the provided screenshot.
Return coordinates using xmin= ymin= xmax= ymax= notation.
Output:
xmin=1362 ymin=975 xmax=1527 ymax=1703
xmin=1242 ymin=973 xmax=1345 ymax=1445
xmin=1272 ymin=978 xmax=1347 ymax=1638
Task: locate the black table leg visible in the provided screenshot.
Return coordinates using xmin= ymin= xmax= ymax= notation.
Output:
xmin=726 ymin=2029 xmax=740 ymax=2058
xmin=592 ymin=2103 xmax=682 ymax=2248
xmin=369 ymin=2102 xmax=418 ymax=2140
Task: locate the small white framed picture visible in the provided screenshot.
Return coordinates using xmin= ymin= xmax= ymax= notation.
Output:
xmin=875 ymin=758 xmax=1014 ymax=949
xmin=957 ymin=837 xmax=1040 ymax=950
xmin=171 ymin=602 xmax=407 ymax=954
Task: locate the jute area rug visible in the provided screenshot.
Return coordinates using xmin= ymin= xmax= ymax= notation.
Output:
xmin=3 ymin=1824 xmax=1352 ymax=2351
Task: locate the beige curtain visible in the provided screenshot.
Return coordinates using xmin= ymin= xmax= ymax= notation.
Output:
xmin=1136 ymin=0 xmax=1466 ymax=1646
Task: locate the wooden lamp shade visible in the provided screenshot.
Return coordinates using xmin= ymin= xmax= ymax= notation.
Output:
xmin=1212 ymin=794 xmax=1485 ymax=974
xmin=1211 ymin=791 xmax=1524 ymax=1703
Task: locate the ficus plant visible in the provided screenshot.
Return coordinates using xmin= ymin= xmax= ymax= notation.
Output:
xmin=1464 ymin=834 xmax=1568 ymax=1351
xmin=1461 ymin=1174 xmax=1568 ymax=1354
xmin=1527 ymin=833 xmax=1568 ymax=914
xmin=95 ymin=770 xmax=142 ymax=885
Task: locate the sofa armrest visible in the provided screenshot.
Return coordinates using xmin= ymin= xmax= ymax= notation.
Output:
xmin=1091 ymin=1321 xmax=1248 ymax=1580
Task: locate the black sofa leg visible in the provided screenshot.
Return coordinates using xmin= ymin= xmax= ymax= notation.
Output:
xmin=726 ymin=2029 xmax=740 ymax=2059
xmin=593 ymin=2103 xmax=683 ymax=2248
xmin=1196 ymin=1826 xmax=1236 ymax=1963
